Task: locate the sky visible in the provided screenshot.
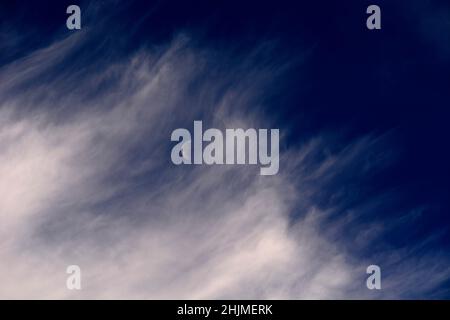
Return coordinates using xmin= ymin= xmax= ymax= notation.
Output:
xmin=0 ymin=0 xmax=449 ymax=299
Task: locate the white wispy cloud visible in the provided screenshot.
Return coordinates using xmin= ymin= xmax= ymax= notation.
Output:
xmin=0 ymin=32 xmax=448 ymax=299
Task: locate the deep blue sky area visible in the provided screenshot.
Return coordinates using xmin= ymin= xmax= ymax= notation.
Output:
xmin=1 ymin=0 xmax=449 ymax=298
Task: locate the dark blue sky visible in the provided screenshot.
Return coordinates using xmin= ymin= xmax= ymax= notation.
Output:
xmin=1 ymin=0 xmax=449 ymax=298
